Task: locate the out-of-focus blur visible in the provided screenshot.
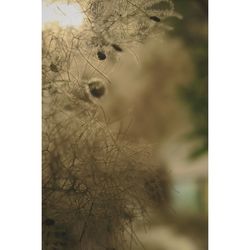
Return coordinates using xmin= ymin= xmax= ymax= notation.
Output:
xmin=42 ymin=0 xmax=208 ymax=249
xmin=131 ymin=1 xmax=208 ymax=249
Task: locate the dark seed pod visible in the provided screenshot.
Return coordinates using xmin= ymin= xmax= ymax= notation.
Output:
xmin=88 ymin=81 xmax=106 ymax=98
xmin=149 ymin=16 xmax=161 ymax=22
xmin=50 ymin=63 xmax=59 ymax=72
xmin=97 ymin=51 xmax=106 ymax=60
xmin=44 ymin=218 xmax=55 ymax=226
xmin=111 ymin=44 xmax=123 ymax=52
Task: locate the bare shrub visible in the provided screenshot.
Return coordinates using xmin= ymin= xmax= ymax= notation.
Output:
xmin=43 ymin=1 xmax=177 ymax=249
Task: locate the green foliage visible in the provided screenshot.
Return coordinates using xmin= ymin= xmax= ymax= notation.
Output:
xmin=173 ymin=0 xmax=208 ymax=159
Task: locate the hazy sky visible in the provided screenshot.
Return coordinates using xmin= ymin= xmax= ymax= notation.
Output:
xmin=42 ymin=1 xmax=84 ymax=27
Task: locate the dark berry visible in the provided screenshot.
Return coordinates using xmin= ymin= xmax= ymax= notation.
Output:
xmin=50 ymin=63 xmax=59 ymax=72
xmin=111 ymin=44 xmax=123 ymax=52
xmin=88 ymin=82 xmax=106 ymax=98
xmin=149 ymin=16 xmax=161 ymax=22
xmin=97 ymin=51 xmax=106 ymax=60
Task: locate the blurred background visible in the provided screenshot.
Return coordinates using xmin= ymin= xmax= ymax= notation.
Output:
xmin=43 ymin=0 xmax=208 ymax=249
xmin=142 ymin=1 xmax=208 ymax=249
xmin=127 ymin=1 xmax=208 ymax=249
